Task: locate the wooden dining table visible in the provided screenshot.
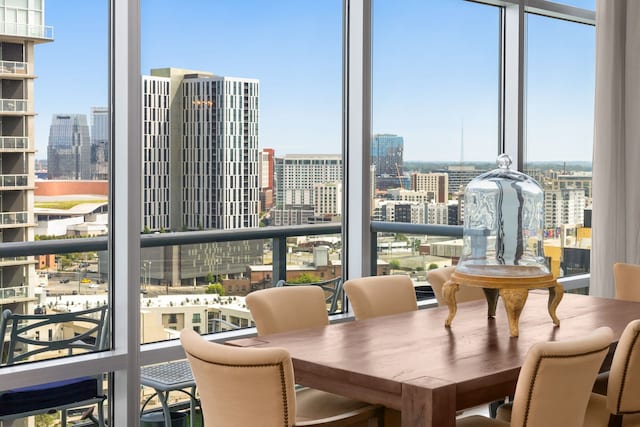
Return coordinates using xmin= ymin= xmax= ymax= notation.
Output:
xmin=226 ymin=291 xmax=640 ymax=427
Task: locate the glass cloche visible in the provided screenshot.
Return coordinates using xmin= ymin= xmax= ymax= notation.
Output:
xmin=456 ymin=154 xmax=549 ymax=278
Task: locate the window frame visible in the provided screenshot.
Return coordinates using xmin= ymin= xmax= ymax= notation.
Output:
xmin=0 ymin=1 xmax=595 ymax=425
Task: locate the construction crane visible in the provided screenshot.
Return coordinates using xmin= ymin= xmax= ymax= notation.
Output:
xmin=395 ymin=163 xmax=404 ymax=190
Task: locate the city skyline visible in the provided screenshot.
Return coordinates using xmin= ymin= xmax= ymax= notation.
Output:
xmin=35 ymin=0 xmax=595 ymax=164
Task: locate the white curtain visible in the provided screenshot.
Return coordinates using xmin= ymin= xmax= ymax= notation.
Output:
xmin=591 ymin=0 xmax=640 ymax=297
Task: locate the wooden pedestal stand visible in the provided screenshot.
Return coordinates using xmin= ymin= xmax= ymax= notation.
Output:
xmin=442 ymin=266 xmax=563 ymax=337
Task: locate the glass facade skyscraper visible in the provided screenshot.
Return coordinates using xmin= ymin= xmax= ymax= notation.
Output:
xmin=47 ymin=113 xmax=91 ymax=180
xmin=371 ymin=133 xmax=404 ymax=177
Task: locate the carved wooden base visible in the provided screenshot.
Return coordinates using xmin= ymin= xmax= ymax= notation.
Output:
xmin=443 ymin=268 xmax=563 ymax=337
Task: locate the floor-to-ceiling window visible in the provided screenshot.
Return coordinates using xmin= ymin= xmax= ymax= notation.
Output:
xmin=0 ymin=1 xmax=597 ymax=424
xmin=371 ymin=0 xmax=500 ymax=283
xmin=525 ymin=12 xmax=595 ymax=279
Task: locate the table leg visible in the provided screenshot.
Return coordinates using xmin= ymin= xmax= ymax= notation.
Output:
xmin=189 ymin=385 xmax=197 ymax=427
xmin=499 ymin=288 xmax=529 ymax=337
xmin=483 ymin=288 xmax=499 ymax=318
xmin=402 ymin=378 xmax=456 ymax=427
xmin=443 ymin=280 xmax=459 ymax=327
xmin=548 ymin=283 xmax=563 ymax=326
xmin=156 ymin=390 xmax=173 ymax=427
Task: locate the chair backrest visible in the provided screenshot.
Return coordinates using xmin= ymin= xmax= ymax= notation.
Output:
xmin=613 ymin=263 xmax=640 ymax=302
xmin=247 ymin=286 xmax=329 ymax=335
xmin=275 ymin=277 xmax=344 ymax=315
xmin=510 ymin=326 xmax=613 ymax=427
xmin=0 ymin=305 xmax=109 ymax=365
xmin=343 ymin=275 xmax=417 ymax=320
xmin=606 ymin=319 xmax=640 ymax=415
xmin=427 ymin=266 xmax=485 ymax=306
xmin=180 ymin=328 xmax=297 ymax=427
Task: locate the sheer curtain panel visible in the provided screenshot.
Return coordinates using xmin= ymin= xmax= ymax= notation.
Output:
xmin=591 ymin=0 xmax=640 ymax=297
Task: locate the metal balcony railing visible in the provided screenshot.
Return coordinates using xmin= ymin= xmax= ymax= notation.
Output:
xmin=0 ymin=174 xmax=28 ymax=187
xmin=0 ymin=285 xmax=29 ymax=300
xmin=0 ymin=23 xmax=53 ymax=40
xmin=0 ymin=99 xmax=27 ymax=113
xmin=0 ymin=221 xmax=589 ymax=292
xmin=0 ymin=60 xmax=28 ymax=75
xmin=0 ymin=211 xmax=29 ymax=225
xmin=0 ymin=136 xmax=28 ymax=150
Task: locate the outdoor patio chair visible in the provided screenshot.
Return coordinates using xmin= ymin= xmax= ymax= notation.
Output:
xmin=275 ymin=276 xmax=344 ymax=315
xmin=0 ymin=305 xmax=109 ymax=427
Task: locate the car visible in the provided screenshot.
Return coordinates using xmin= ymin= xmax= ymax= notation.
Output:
xmin=80 ymin=278 xmax=92 ymax=284
xmin=89 ymin=284 xmax=100 ymax=289
xmin=60 ymin=279 xmax=70 ymax=284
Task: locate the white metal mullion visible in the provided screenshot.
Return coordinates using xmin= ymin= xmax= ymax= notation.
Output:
xmin=111 ymin=0 xmax=142 ymax=424
xmin=344 ymin=0 xmax=371 ymax=281
xmin=525 ymin=0 xmax=595 ymax=25
xmin=501 ymin=1 xmax=525 ymax=170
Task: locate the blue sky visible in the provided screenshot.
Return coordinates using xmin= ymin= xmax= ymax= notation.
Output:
xmin=34 ymin=0 xmax=595 ymax=163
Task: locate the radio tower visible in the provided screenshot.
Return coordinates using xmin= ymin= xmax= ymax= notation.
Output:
xmin=460 ymin=119 xmax=464 ymax=164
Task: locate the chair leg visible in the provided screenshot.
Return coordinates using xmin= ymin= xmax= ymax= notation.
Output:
xmin=61 ymin=409 xmax=68 ymax=427
xmin=97 ymin=401 xmax=106 ymax=427
xmin=489 ymin=399 xmax=505 ymax=418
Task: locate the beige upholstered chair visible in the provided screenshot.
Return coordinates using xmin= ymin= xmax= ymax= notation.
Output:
xmin=247 ymin=286 xmax=398 ymax=427
xmin=343 ymin=275 xmax=417 ymax=320
xmin=592 ymin=263 xmax=640 ymax=395
xmin=427 ymin=266 xmax=485 ymax=306
xmin=583 ymin=319 xmax=640 ymax=427
xmin=459 ymin=326 xmax=613 ymax=427
xmin=247 ymin=286 xmax=329 ymax=335
xmin=613 ymin=263 xmax=640 ymax=302
xmin=180 ymin=329 xmax=384 ymax=427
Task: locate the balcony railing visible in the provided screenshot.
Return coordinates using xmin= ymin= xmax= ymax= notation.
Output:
xmin=0 ymin=174 xmax=28 ymax=188
xmin=0 ymin=99 xmax=27 ymax=113
xmin=0 ymin=60 xmax=28 ymax=75
xmin=0 ymin=222 xmax=590 ymax=294
xmin=0 ymin=23 xmax=53 ymax=40
xmin=0 ymin=211 xmax=29 ymax=225
xmin=0 ymin=285 xmax=29 ymax=300
xmin=0 ymin=136 xmax=28 ymax=150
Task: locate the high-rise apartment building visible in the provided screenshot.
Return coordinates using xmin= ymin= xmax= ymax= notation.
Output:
xmin=410 ymin=172 xmax=448 ymax=203
xmin=544 ymin=189 xmax=586 ymax=229
xmin=47 ymin=114 xmax=91 ymax=179
xmin=147 ymin=68 xmax=259 ymax=231
xmin=181 ymin=75 xmax=259 ymax=230
xmin=313 ymin=182 xmax=342 ymax=216
xmin=275 ymin=154 xmax=342 ymax=209
xmin=142 ymin=76 xmax=170 ymax=231
xmin=141 ymin=68 xmax=261 ymax=286
xmin=259 ymin=148 xmax=274 ymax=211
xmin=0 ymin=2 xmax=52 ymax=315
xmin=371 ymin=133 xmax=403 ymax=177
xmin=90 ymin=106 xmax=109 ymax=180
xmin=434 ymin=165 xmax=487 ymax=195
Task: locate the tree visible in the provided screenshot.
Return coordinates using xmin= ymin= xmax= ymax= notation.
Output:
xmin=205 ymin=283 xmax=225 ymax=296
xmin=205 ymin=272 xmax=215 ymax=284
xmin=428 ymin=263 xmax=439 ymax=270
xmin=389 ymin=259 xmax=400 ymax=270
xmin=395 ymin=233 xmax=409 ymax=242
xmin=289 ymin=273 xmax=321 ymax=284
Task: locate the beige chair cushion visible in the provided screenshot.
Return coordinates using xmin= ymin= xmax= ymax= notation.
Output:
xmin=614 ymin=263 xmax=640 ymax=302
xmin=584 ymin=393 xmax=640 ymax=427
xmin=247 ymin=286 xmax=329 ymax=335
xmin=427 ymin=266 xmax=486 ymax=306
xmin=343 ymin=275 xmax=417 ymax=320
